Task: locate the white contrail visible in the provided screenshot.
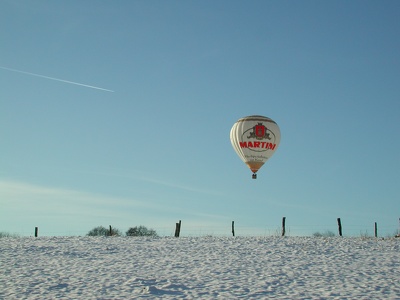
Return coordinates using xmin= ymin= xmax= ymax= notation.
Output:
xmin=0 ymin=66 xmax=114 ymax=92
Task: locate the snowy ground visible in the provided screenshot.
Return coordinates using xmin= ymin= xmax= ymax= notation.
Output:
xmin=1 ymin=236 xmax=399 ymax=299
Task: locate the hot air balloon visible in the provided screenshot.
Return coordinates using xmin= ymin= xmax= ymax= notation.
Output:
xmin=230 ymin=115 xmax=281 ymax=179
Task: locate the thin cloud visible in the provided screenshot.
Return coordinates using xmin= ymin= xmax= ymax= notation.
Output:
xmin=0 ymin=179 xmax=231 ymax=235
xmin=0 ymin=66 xmax=114 ymax=92
xmin=139 ymin=176 xmax=225 ymax=196
xmin=67 ymin=168 xmax=225 ymax=196
xmin=0 ymin=180 xmax=154 ymax=217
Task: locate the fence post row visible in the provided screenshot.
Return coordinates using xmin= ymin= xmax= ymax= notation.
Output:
xmin=31 ymin=218 xmax=399 ymax=237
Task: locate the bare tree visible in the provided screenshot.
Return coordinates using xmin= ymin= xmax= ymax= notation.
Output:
xmin=126 ymin=226 xmax=157 ymax=237
xmin=87 ymin=226 xmax=122 ymax=236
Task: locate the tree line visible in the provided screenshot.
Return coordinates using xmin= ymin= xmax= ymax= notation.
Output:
xmin=87 ymin=225 xmax=157 ymax=237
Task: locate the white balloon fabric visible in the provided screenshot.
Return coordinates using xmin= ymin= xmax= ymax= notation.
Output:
xmin=230 ymin=115 xmax=280 ymax=178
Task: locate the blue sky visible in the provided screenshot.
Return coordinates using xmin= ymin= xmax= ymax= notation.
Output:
xmin=1 ymin=1 xmax=399 ymax=237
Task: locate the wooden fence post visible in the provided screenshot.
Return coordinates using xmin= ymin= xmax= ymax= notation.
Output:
xmin=282 ymin=217 xmax=286 ymax=237
xmin=174 ymin=220 xmax=181 ymax=237
xmin=109 ymin=225 xmax=112 ymax=236
xmin=35 ymin=227 xmax=38 ymax=237
xmin=374 ymin=222 xmax=378 ymax=238
xmin=397 ymin=217 xmax=400 ymax=237
xmin=174 ymin=222 xmax=178 ymax=237
xmin=232 ymin=221 xmax=235 ymax=237
xmin=337 ymin=218 xmax=342 ymax=236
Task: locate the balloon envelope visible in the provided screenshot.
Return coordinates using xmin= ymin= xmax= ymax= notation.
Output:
xmin=230 ymin=115 xmax=280 ymax=176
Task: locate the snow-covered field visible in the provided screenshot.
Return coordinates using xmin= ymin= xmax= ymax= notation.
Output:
xmin=1 ymin=236 xmax=399 ymax=299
